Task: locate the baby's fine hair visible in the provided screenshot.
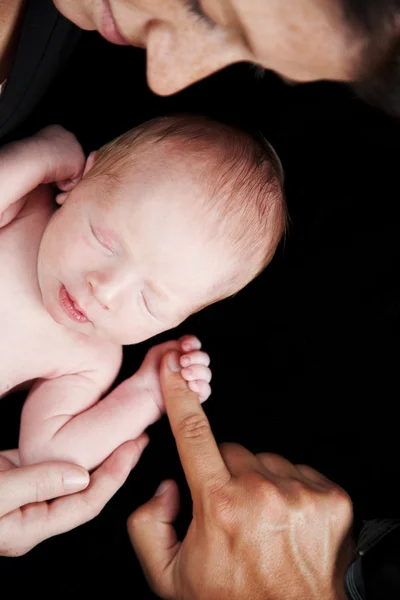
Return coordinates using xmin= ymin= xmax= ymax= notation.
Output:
xmin=88 ymin=114 xmax=287 ymax=286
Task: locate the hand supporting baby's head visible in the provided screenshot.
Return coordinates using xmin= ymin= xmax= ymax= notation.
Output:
xmin=38 ymin=114 xmax=287 ymax=345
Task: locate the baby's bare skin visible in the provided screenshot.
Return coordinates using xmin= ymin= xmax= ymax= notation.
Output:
xmin=0 ymin=185 xmax=114 ymax=396
xmin=0 ymin=126 xmax=213 ymax=471
xmin=0 ymin=186 xmax=206 ymax=470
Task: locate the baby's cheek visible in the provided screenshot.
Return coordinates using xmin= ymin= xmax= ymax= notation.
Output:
xmin=128 ymin=319 xmax=168 ymax=345
xmin=44 ymin=217 xmax=69 ymax=257
xmin=114 ymin=317 xmax=148 ymax=345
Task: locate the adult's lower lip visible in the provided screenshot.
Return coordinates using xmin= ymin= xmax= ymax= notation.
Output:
xmin=100 ymin=0 xmax=130 ymax=45
xmin=59 ymin=286 xmax=89 ymax=323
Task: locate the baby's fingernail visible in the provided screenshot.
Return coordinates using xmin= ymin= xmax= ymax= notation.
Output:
xmin=181 ymin=356 xmax=190 ymax=367
xmin=154 ymin=481 xmax=170 ymax=497
xmin=167 ymin=351 xmax=181 ymax=373
xmin=63 ymin=469 xmax=90 ymax=491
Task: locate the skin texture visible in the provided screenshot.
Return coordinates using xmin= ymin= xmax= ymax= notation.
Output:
xmin=1 ymin=126 xmax=224 ymax=472
xmin=0 ymin=436 xmax=149 ymax=557
xmin=37 ymin=139 xmax=245 ymax=346
xmin=128 ymin=352 xmax=354 ymax=600
xmin=52 ymin=0 xmax=365 ymax=94
xmin=0 ymin=1 xmax=360 ymax=569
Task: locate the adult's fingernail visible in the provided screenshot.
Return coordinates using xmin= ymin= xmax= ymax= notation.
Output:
xmin=63 ymin=469 xmax=90 ymax=491
xmin=154 ymin=481 xmax=170 ymax=497
xmin=167 ymin=351 xmax=181 ymax=373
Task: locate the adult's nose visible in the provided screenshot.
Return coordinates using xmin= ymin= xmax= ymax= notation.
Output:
xmin=145 ymin=18 xmax=250 ymax=95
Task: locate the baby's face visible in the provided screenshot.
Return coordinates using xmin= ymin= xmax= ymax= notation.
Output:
xmin=37 ymin=165 xmax=238 ymax=345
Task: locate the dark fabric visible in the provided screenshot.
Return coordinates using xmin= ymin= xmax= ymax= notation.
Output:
xmin=0 ymin=0 xmax=80 ymax=143
xmin=0 ymin=9 xmax=400 ymax=597
xmin=346 ymin=520 xmax=400 ymax=599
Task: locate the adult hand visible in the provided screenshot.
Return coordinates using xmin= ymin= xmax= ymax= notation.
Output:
xmin=128 ymin=353 xmax=354 ymax=600
xmin=0 ymin=434 xmax=148 ymax=556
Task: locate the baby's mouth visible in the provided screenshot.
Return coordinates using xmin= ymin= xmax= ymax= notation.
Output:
xmin=59 ymin=285 xmax=89 ymax=324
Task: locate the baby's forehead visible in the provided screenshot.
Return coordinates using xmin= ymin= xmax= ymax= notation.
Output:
xmin=84 ymin=174 xmax=206 ymax=239
xmin=85 ymin=141 xmax=250 ymax=243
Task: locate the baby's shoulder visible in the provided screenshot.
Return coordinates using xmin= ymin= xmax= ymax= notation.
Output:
xmin=14 ymin=184 xmax=55 ymax=222
xmin=65 ymin=334 xmax=123 ymax=387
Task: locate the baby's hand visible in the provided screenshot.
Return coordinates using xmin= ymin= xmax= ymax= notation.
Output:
xmin=137 ymin=335 xmax=211 ymax=414
xmin=31 ymin=124 xmax=86 ymax=191
xmin=178 ymin=335 xmax=212 ymax=401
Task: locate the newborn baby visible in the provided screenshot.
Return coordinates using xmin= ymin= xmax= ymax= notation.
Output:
xmin=0 ymin=115 xmax=286 ymax=471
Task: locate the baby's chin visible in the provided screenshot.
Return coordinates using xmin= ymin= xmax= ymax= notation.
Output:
xmin=95 ymin=328 xmax=160 ymax=346
xmin=65 ymin=322 xmax=147 ymax=346
xmin=51 ymin=309 xmax=96 ymax=338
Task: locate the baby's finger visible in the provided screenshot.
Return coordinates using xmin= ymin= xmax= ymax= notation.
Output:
xmin=180 ymin=350 xmax=210 ymax=368
xmin=181 ymin=364 xmax=212 ymax=383
xmin=188 ymin=380 xmax=211 ymax=403
xmin=55 ymin=191 xmax=69 ymax=205
xmin=179 ymin=335 xmax=201 ymax=352
xmin=56 ymin=176 xmax=81 ymax=192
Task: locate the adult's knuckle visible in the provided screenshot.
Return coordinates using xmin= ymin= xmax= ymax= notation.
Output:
xmin=34 ymin=473 xmax=55 ymax=502
xmin=330 ymin=486 xmax=353 ymax=516
xmin=209 ymin=487 xmax=237 ymax=529
xmin=178 ymin=413 xmax=211 ymax=442
xmin=287 ymin=477 xmax=308 ymax=498
xmin=253 ymin=476 xmax=287 ymax=512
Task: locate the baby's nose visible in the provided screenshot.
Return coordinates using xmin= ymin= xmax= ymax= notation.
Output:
xmin=88 ymin=281 xmax=111 ymax=311
xmin=87 ymin=271 xmax=132 ymax=311
xmin=86 ymin=267 xmax=140 ymax=313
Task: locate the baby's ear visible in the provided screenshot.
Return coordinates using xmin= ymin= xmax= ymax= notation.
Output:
xmin=83 ymin=150 xmax=99 ymax=177
xmin=56 ymin=151 xmax=99 ymax=206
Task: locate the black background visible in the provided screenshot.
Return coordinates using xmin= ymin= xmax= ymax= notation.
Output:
xmin=1 ymin=30 xmax=400 ymax=593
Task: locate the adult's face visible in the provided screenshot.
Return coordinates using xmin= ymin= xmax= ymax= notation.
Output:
xmin=53 ymin=0 xmax=365 ymax=95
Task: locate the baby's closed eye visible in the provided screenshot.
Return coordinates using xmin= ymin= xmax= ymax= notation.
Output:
xmin=90 ymin=224 xmax=115 ymax=256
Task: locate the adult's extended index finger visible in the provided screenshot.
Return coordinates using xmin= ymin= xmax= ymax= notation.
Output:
xmin=160 ymin=351 xmax=231 ymax=499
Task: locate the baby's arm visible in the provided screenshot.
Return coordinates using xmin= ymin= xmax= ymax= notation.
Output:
xmin=19 ymin=337 xmax=211 ymax=471
xmin=0 ymin=125 xmax=85 ymax=228
xmin=19 ymin=347 xmax=151 ymax=471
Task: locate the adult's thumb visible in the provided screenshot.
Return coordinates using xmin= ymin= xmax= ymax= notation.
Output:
xmin=127 ymin=479 xmax=181 ymax=598
xmin=0 ymin=462 xmax=89 ymax=517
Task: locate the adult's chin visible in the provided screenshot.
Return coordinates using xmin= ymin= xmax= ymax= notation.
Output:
xmin=52 ymin=0 xmax=97 ymax=31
